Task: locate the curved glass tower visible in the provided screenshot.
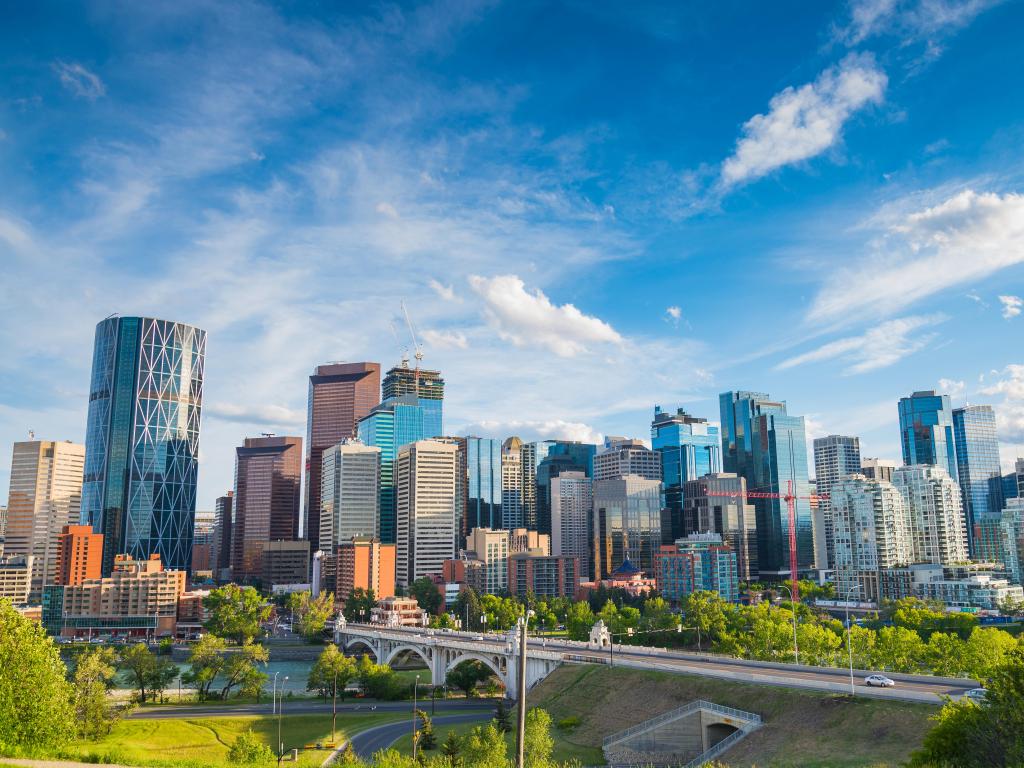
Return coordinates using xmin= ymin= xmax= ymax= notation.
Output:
xmin=82 ymin=316 xmax=206 ymax=574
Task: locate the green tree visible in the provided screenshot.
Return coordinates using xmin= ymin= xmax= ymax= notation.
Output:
xmin=441 ymin=730 xmax=461 ymax=762
xmin=524 ymin=708 xmax=554 ymax=768
xmin=745 ymin=613 xmax=794 ymax=661
xmin=415 ymin=709 xmax=437 ymax=750
xmin=927 ymin=632 xmax=967 ymax=677
xmin=446 ymin=660 xmax=491 ymax=698
xmin=182 ymin=634 xmax=228 ymax=701
xmin=343 ymin=588 xmax=377 ymax=623
xmin=308 ymin=644 xmax=357 ymax=699
xmin=963 ymin=627 xmax=1019 ymax=681
xmin=429 ymin=613 xmax=458 ymax=630
xmin=795 ymin=622 xmax=842 ymax=667
xmin=356 ymin=655 xmax=406 ymax=700
xmin=288 ymin=590 xmax=335 ymax=642
xmin=685 ymin=591 xmax=729 ymax=650
xmin=409 ymin=577 xmax=443 ymax=615
xmin=565 ymin=601 xmax=595 ymax=641
xmin=204 ymin=584 xmax=270 ymax=644
xmin=73 ymin=647 xmax=121 ymax=740
xmin=460 ymin=722 xmax=507 ymax=768
xmin=118 ymin=642 xmax=176 ymax=703
xmin=0 ymin=598 xmax=73 ymax=752
xmin=218 ymin=641 xmax=269 ymax=700
xmin=847 ymin=625 xmax=877 ymax=670
xmin=494 ymin=698 xmax=512 ymax=733
xmin=452 ymin=587 xmax=483 ymax=630
xmin=873 ymin=626 xmax=927 ymax=673
xmin=228 ymin=728 xmax=275 ymax=765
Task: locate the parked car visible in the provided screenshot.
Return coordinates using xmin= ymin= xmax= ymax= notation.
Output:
xmin=964 ymin=687 xmax=988 ymax=704
xmin=864 ymin=674 xmax=896 ymax=687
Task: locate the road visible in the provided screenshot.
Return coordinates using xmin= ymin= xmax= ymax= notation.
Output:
xmin=348 ymin=712 xmax=493 ymax=758
xmin=131 ymin=699 xmax=496 ymax=719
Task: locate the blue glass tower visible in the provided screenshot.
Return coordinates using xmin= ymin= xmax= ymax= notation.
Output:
xmin=898 ymin=391 xmax=957 ymax=479
xmin=466 ymin=437 xmax=502 ymax=531
xmin=720 ymin=391 xmax=813 ymax=576
xmin=534 ymin=440 xmax=597 ymax=536
xmin=82 ymin=316 xmax=206 ymax=575
xmin=652 ymin=406 xmax=722 ymax=543
xmin=381 ymin=363 xmax=443 ymax=438
xmin=357 ymin=395 xmax=426 ymax=544
xmin=953 ymin=405 xmax=1004 ymax=557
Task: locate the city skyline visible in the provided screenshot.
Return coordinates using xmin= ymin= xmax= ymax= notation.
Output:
xmin=3 ymin=2 xmax=1024 ymax=511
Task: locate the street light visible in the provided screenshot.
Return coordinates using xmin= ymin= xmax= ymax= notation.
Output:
xmin=331 ymin=669 xmax=339 ymax=745
xmin=516 ymin=610 xmax=535 ymax=768
xmin=778 ymin=584 xmax=800 ymax=666
xmin=277 ymin=676 xmax=288 ymax=767
xmin=412 ymin=674 xmax=421 ymax=760
xmin=844 ymin=586 xmax=861 ymax=696
xmin=272 ymin=672 xmax=281 ymax=715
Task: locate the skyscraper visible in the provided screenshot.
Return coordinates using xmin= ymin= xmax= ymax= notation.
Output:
xmin=211 ymin=492 xmax=233 ymax=582
xmin=465 ymin=437 xmax=502 ymax=533
xmin=720 ymin=391 xmax=813 ymax=577
xmin=898 ymin=391 xmax=958 ymax=479
xmin=319 ymin=440 xmax=381 ymax=549
xmin=593 ymin=438 xmax=661 ymax=481
xmin=191 ymin=509 xmax=215 ymax=573
xmin=82 ymin=316 xmax=205 ymax=575
xmin=535 ymin=441 xmax=596 ymax=537
xmin=501 ymin=437 xmax=525 ymax=529
xmin=55 ymin=524 xmax=103 ymax=586
xmin=550 ymin=471 xmax=593 ymax=580
xmin=231 ymin=436 xmax=303 ymax=583
xmin=466 ymin=527 xmax=509 ymax=594
xmin=395 ymin=440 xmax=457 ymax=587
xmin=651 ymin=406 xmax=722 ymax=542
xmin=681 ymin=473 xmax=757 ymax=581
xmin=592 ymin=475 xmax=662 ymax=580
xmin=892 ymin=465 xmax=969 ymax=566
xmin=382 ymin=363 xmax=444 ymax=438
xmin=812 ymin=435 xmax=862 ymax=570
xmin=861 ymin=458 xmax=898 ymax=482
xmin=303 ymin=363 xmax=381 ymax=553
xmin=952 ymin=405 xmax=1004 ymax=558
xmin=5 ymin=440 xmax=85 ymax=599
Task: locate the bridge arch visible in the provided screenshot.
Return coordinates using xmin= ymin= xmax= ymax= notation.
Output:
xmin=383 ymin=644 xmax=433 ymax=677
xmin=444 ymin=651 xmax=507 ymax=688
xmin=343 ymin=638 xmax=379 ymax=661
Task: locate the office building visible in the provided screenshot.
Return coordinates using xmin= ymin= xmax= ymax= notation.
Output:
xmin=191 ymin=510 xmax=215 ymax=574
xmin=462 ymin=437 xmax=501 ymax=534
xmin=466 ymin=527 xmax=509 ymax=594
xmin=500 ymin=437 xmax=526 ymax=529
xmin=303 ymin=362 xmax=381 ymax=553
xmin=594 ymin=437 xmax=661 ymax=482
xmin=82 ymin=316 xmax=205 ymax=575
xmin=231 ymin=436 xmax=303 ymax=583
xmin=261 ymin=540 xmax=310 ymax=588
xmin=509 ymin=528 xmax=549 ymax=555
xmin=550 ymin=471 xmax=593 ymax=580
xmin=358 ymin=395 xmax=428 ymax=544
xmin=382 ymin=363 xmax=444 ymax=438
xmin=680 ymin=473 xmax=757 ymax=581
xmin=952 ymin=405 xmax=1004 ymax=558
xmin=5 ymin=440 xmax=85 ymax=599
xmin=720 ymin=391 xmax=814 ymax=577
xmin=55 ymin=525 xmax=104 ymax=586
xmin=508 ymin=551 xmax=580 ymax=599
xmin=652 ymin=406 xmax=721 ymax=542
xmin=829 ymin=475 xmax=912 ymax=603
xmin=654 ymin=533 xmax=739 ymax=605
xmin=813 ymin=435 xmax=862 ymax=570
xmin=593 ymin=475 xmax=662 ymax=580
xmin=898 ymin=390 xmax=957 ymax=478
xmin=535 ymin=441 xmax=596 ymax=537
xmin=893 ymin=465 xmax=969 ymax=566
xmin=210 ymin=492 xmax=233 ymax=582
xmin=0 ymin=554 xmax=33 ymax=604
xmin=861 ymin=458 xmax=898 ymax=482
xmin=395 ymin=440 xmax=458 ymax=587
xmin=319 ymin=440 xmax=381 ymax=548
xmin=336 ymin=538 xmax=396 ymax=605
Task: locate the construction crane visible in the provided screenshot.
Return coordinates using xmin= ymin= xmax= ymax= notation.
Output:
xmin=400 ymin=300 xmax=424 ymax=399
xmin=706 ymin=480 xmax=827 ymax=601
xmin=388 ymin=320 xmax=410 ymax=368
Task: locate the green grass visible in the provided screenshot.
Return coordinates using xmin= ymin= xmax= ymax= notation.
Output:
xmin=526 ymin=665 xmax=942 ymax=768
xmin=62 ymin=713 xmax=403 ymax=768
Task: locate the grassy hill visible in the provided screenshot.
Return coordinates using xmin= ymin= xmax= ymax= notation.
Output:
xmin=527 ymin=665 xmax=941 ymax=768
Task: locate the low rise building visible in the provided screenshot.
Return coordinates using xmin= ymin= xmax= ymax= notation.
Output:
xmin=176 ymin=589 xmax=210 ymax=638
xmin=261 ymin=540 xmax=310 ymax=588
xmin=654 ymin=533 xmax=740 ymax=605
xmin=880 ymin=562 xmax=1024 ymax=610
xmin=370 ymin=596 xmax=427 ymax=627
xmin=507 ymin=549 xmax=580 ymax=599
xmin=0 ymin=554 xmax=33 ymax=604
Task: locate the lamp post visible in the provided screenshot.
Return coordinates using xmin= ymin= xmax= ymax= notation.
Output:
xmin=412 ymin=674 xmax=421 ymax=760
xmin=515 ymin=611 xmax=534 ymax=768
xmin=778 ymin=584 xmax=800 ymax=666
xmin=277 ymin=676 xmax=288 ymax=767
xmin=331 ymin=669 xmax=338 ymax=745
xmin=272 ymin=672 xmax=281 ymax=715
xmin=844 ymin=586 xmax=861 ymax=696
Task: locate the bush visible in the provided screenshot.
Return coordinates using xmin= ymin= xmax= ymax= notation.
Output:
xmin=556 ymin=716 xmax=581 ymax=731
xmin=228 ymin=729 xmax=275 ymax=765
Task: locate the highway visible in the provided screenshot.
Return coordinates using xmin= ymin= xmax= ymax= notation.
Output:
xmin=348 ymin=712 xmax=493 ymax=758
xmin=131 ymin=699 xmax=496 ymax=720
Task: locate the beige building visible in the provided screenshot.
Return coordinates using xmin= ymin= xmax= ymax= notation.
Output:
xmin=370 ymin=596 xmax=427 ymax=627
xmin=0 ymin=554 xmax=33 ymax=604
xmin=509 ymin=528 xmax=550 ymax=555
xmin=4 ymin=440 xmax=85 ymax=600
xmin=466 ymin=527 xmax=510 ymax=594
xmin=396 ymin=440 xmax=458 ymax=587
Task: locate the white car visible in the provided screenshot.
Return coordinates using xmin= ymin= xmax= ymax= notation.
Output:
xmin=864 ymin=674 xmax=896 ymax=687
xmin=964 ymin=688 xmax=988 ymax=704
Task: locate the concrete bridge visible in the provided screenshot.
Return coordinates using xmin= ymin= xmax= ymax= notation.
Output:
xmin=334 ymin=620 xmax=563 ymax=700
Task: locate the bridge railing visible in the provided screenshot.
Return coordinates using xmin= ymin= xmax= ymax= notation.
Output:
xmin=680 ymin=725 xmax=754 ymax=768
xmin=602 ymin=699 xmax=760 ymax=749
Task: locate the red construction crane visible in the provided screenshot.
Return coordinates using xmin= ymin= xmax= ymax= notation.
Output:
xmin=706 ymin=480 xmax=827 ymax=601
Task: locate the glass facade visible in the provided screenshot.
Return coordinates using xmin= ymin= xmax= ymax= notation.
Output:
xmin=952 ymin=405 xmax=1004 ymax=557
xmin=534 ymin=441 xmax=596 ymax=536
xmin=720 ymin=391 xmax=813 ymax=576
xmin=381 ymin=364 xmax=444 ymax=438
xmin=593 ymin=476 xmax=662 ymax=579
xmin=466 ymin=437 xmax=502 ymax=532
xmin=898 ymin=391 xmax=958 ymax=479
xmin=82 ymin=316 xmax=205 ymax=574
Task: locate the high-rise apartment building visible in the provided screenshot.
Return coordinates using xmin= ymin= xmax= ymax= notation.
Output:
xmin=508 ymin=551 xmax=580 ymax=599
xmin=680 ymin=473 xmax=757 ymax=582
xmin=893 ymin=465 xmax=969 ymax=566
xmin=382 ymin=363 xmax=444 ymax=438
xmin=652 ymin=406 xmax=722 ymax=542
xmin=335 ymin=538 xmax=396 ymax=604
xmin=303 ymin=363 xmax=381 ymax=553
xmin=861 ymin=458 xmax=898 ymax=482
xmin=501 ymin=437 xmax=525 ymax=529
xmin=211 ymin=492 xmax=233 ymax=582
xmin=720 ymin=391 xmax=813 ymax=577
xmin=357 ymin=395 xmax=428 ymax=544
xmin=592 ymin=475 xmax=662 ymax=580
xmin=5 ymin=440 xmax=85 ymax=599
xmin=952 ymin=405 xmax=1004 ymax=558
xmin=395 ymin=440 xmax=457 ymax=587
xmin=465 ymin=437 xmax=501 ymax=533
xmin=898 ymin=391 xmax=957 ymax=478
xmin=534 ymin=441 xmax=596 ymax=536
xmin=55 ymin=525 xmax=104 ymax=586
xmin=550 ymin=471 xmax=593 ymax=581
xmin=466 ymin=527 xmax=509 ymax=594
xmin=999 ymin=498 xmax=1024 ymax=586
xmin=231 ymin=436 xmax=303 ymax=583
xmin=82 ymin=316 xmax=205 ymax=575
xmin=593 ymin=438 xmax=661 ymax=482
xmin=813 ymin=435 xmax=862 ymax=570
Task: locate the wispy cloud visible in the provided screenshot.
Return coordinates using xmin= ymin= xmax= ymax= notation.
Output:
xmin=834 ymin=0 xmax=1003 ymax=47
xmin=979 ymin=364 xmax=1024 ymax=461
xmin=999 ymin=295 xmax=1022 ymax=319
xmin=665 ymin=306 xmax=682 ymax=327
xmin=421 ymin=329 xmax=469 ymax=349
xmin=938 ymin=377 xmax=966 ymax=399
xmin=429 ymin=279 xmax=459 ymax=302
xmin=52 ymin=61 xmax=106 ymax=100
xmin=719 ymin=54 xmax=886 ymax=189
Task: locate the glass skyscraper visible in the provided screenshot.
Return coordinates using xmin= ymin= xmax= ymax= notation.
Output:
xmin=720 ymin=391 xmax=814 ymax=576
xmin=82 ymin=316 xmax=205 ymax=575
xmin=381 ymin=363 xmax=444 ymax=438
xmin=465 ymin=436 xmax=502 ymax=532
xmin=898 ymin=391 xmax=958 ymax=479
xmin=651 ymin=405 xmax=722 ymax=543
xmin=952 ymin=405 xmax=1004 ymax=558
xmin=534 ymin=441 xmax=596 ymax=536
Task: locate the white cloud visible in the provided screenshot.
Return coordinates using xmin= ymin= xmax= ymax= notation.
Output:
xmin=979 ymin=365 xmax=1024 ymax=458
xmin=810 ymin=190 xmax=1024 ymax=324
xmin=52 ymin=61 xmax=106 ymax=100
xmin=468 ymin=274 xmax=622 ymax=357
xmin=835 ymin=0 xmax=1002 ymax=46
xmin=776 ymin=314 xmax=943 ymax=374
xmin=421 ymin=329 xmax=468 ymax=349
xmin=665 ymin=306 xmax=682 ymax=326
xmin=429 ymin=279 xmax=458 ymax=302
xmin=999 ymin=295 xmax=1022 ymax=319
xmin=205 ymin=402 xmax=307 ymax=427
xmin=938 ymin=378 xmax=965 ymax=399
xmin=455 ymin=418 xmax=603 ymax=445
xmin=720 ymin=54 xmax=886 ymax=188
xmin=375 ymin=201 xmax=399 ymax=218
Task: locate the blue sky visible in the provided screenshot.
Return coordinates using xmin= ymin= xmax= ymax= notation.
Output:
xmin=2 ymin=0 xmax=1024 ymax=509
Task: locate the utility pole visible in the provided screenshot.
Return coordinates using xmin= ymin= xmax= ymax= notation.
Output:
xmin=515 ymin=613 xmax=530 ymax=768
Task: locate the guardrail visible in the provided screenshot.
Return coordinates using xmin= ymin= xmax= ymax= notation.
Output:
xmin=681 ymin=725 xmax=753 ymax=768
xmin=603 ymin=699 xmax=761 ymax=748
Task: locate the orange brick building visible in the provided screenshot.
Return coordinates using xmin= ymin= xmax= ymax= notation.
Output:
xmin=336 ymin=538 xmax=395 ymax=605
xmin=55 ymin=525 xmax=103 ymax=586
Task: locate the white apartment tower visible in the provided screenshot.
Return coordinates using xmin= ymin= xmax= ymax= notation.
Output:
xmin=396 ymin=440 xmax=458 ymax=588
xmin=812 ymin=435 xmax=862 ymax=570
xmin=466 ymin=527 xmax=509 ymax=594
xmin=550 ymin=471 xmax=593 ymax=581
xmin=319 ymin=439 xmax=381 ymax=548
xmin=4 ymin=440 xmax=85 ymax=600
xmin=893 ymin=465 xmax=969 ymax=566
